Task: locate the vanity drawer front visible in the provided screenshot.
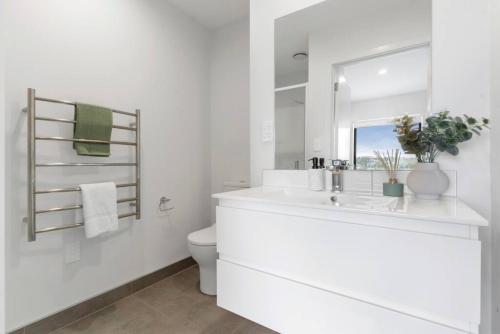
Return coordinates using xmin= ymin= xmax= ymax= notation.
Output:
xmin=217 ymin=260 xmax=465 ymax=334
xmin=216 ymin=206 xmax=481 ymax=330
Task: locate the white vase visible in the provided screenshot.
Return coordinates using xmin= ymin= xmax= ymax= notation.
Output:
xmin=406 ymin=162 xmax=449 ymax=200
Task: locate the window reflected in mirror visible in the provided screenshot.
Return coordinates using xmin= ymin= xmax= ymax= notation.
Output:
xmin=334 ymin=45 xmax=430 ymax=170
xmin=353 ymin=122 xmax=421 ymax=170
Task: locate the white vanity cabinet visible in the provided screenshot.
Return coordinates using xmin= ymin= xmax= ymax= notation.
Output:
xmin=213 ymin=187 xmax=487 ymax=334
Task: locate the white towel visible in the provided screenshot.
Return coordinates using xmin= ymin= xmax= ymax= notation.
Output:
xmin=80 ymin=182 xmax=119 ymax=238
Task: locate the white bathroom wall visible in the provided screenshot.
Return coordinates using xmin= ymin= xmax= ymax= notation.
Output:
xmin=432 ymin=1 xmax=492 ymax=332
xmin=209 ymin=18 xmax=250 ymax=223
xmin=4 ymin=0 xmax=211 ymax=331
xmin=0 ymin=0 xmax=6 ymax=331
xmin=250 ymin=0 xmax=493 ymax=332
xmin=491 ymin=0 xmax=500 ymax=330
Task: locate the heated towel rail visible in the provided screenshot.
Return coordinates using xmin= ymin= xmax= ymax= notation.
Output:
xmin=25 ymin=88 xmax=141 ymax=241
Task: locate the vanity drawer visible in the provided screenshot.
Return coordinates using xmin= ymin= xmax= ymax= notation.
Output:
xmin=216 ymin=206 xmax=480 ymax=332
xmin=217 ymin=260 xmax=466 ymax=334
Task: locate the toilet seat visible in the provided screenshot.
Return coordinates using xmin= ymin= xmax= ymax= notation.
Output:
xmin=188 ymin=225 xmax=216 ymax=246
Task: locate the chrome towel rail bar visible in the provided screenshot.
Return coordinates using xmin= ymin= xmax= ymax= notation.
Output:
xmin=36 ymin=212 xmax=138 ymax=234
xmin=25 ymin=88 xmax=141 ymax=241
xmin=35 ymin=183 xmax=137 ymax=194
xmin=36 ymin=162 xmax=137 ymax=167
xmin=35 ymin=136 xmax=137 ymax=146
xmin=35 ymin=116 xmax=137 ymax=131
xmin=36 ymin=197 xmax=138 ymax=215
xmin=35 ymin=96 xmax=137 ymax=117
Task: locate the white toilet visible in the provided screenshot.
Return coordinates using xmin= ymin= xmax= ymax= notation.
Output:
xmin=188 ymin=181 xmax=249 ymax=296
xmin=187 ymin=224 xmax=217 ymax=295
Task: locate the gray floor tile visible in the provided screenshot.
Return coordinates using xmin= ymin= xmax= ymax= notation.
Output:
xmin=50 ymin=267 xmax=276 ymax=334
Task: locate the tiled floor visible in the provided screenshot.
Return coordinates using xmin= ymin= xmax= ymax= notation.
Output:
xmin=50 ymin=266 xmax=276 ymax=334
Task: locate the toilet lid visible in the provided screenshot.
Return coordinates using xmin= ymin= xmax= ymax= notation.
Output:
xmin=188 ymin=225 xmax=216 ymax=246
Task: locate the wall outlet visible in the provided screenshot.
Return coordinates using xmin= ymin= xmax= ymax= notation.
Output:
xmin=64 ymin=241 xmax=80 ymax=264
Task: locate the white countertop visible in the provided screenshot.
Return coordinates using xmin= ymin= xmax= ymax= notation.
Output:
xmin=212 ymin=186 xmax=488 ymax=227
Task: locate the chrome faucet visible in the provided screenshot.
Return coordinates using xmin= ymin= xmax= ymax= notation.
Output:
xmin=328 ymin=160 xmax=349 ymax=193
xmin=328 ymin=166 xmax=343 ymax=193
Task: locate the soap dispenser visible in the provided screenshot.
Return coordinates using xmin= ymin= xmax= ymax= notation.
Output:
xmin=308 ymin=157 xmax=325 ymax=191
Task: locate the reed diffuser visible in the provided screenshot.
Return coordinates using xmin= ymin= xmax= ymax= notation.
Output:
xmin=374 ymin=149 xmax=404 ymax=197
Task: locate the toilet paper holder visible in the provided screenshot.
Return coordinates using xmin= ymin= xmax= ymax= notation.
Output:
xmin=159 ymin=197 xmax=174 ymax=212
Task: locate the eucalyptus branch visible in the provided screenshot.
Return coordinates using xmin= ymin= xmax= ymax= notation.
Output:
xmin=394 ymin=112 xmax=489 ymax=163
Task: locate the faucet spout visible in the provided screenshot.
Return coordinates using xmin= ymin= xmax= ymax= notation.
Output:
xmin=327 ymin=159 xmax=349 ymax=193
xmin=331 ymin=169 xmax=343 ymax=193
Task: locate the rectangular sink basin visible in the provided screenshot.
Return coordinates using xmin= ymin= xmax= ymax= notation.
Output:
xmin=265 ymin=188 xmax=400 ymax=210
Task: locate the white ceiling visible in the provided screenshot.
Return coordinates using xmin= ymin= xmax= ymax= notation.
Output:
xmin=275 ymin=0 xmax=431 ymax=77
xmin=168 ymin=0 xmax=249 ymax=29
xmin=342 ymin=46 xmax=430 ymax=101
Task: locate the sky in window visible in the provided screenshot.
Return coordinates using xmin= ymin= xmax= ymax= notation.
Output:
xmin=355 ymin=124 xmax=417 ymax=170
xmin=356 ymin=124 xmax=402 ymax=157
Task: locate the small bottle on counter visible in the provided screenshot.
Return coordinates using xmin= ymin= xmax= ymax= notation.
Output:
xmin=308 ymin=157 xmax=325 ymax=191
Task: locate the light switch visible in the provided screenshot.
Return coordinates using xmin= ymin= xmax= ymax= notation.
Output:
xmin=261 ymin=121 xmax=274 ymax=143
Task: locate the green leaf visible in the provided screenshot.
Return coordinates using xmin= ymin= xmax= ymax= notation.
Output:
xmin=438 ymin=120 xmax=450 ymax=128
xmin=446 ymin=146 xmax=459 ymax=156
xmin=466 ymin=117 xmax=478 ymax=125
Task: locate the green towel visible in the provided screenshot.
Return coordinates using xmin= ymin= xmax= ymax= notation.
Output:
xmin=73 ymin=103 xmax=113 ymax=157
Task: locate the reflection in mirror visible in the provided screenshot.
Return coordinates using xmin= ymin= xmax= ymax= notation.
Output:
xmin=274 ymin=0 xmax=432 ymax=170
xmin=334 ymin=46 xmax=430 ymax=170
xmin=274 ymin=14 xmax=309 ymax=170
xmin=275 ymin=85 xmax=306 ymax=170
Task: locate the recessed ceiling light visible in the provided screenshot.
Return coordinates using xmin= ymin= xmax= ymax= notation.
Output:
xmin=338 ymin=76 xmax=346 ymax=83
xmin=293 ymin=52 xmax=308 ymax=61
xmin=378 ymin=68 xmax=388 ymax=75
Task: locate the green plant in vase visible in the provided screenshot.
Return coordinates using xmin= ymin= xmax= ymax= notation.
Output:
xmin=374 ymin=149 xmax=404 ymax=197
xmin=394 ymin=112 xmax=489 ymax=199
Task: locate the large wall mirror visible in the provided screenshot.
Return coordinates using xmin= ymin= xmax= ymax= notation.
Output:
xmin=275 ymin=0 xmax=432 ymax=170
